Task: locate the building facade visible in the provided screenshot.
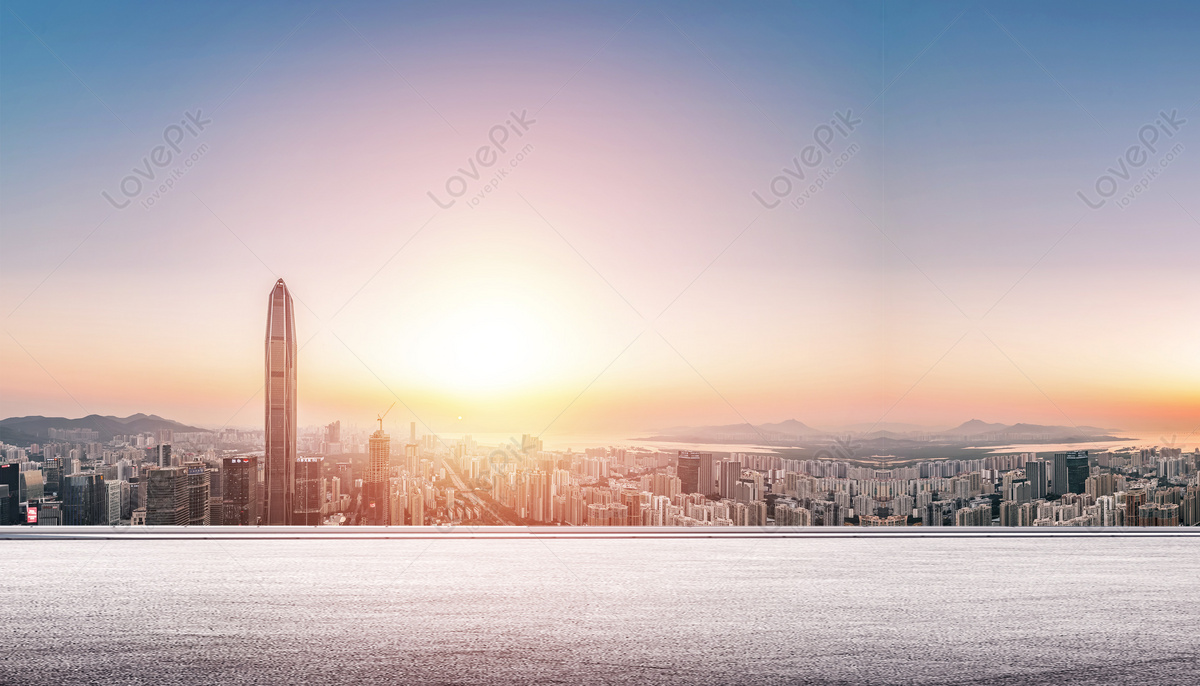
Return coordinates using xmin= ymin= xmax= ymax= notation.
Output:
xmin=363 ymin=426 xmax=390 ymax=525
xmin=145 ymin=467 xmax=188 ymax=526
xmin=264 ymin=278 xmax=298 ymax=525
xmin=293 ymin=456 xmax=323 ymax=526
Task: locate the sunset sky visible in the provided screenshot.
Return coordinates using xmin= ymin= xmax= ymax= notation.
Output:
xmin=2 ymin=1 xmax=1198 ymax=442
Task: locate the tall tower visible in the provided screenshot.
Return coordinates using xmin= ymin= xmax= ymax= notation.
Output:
xmin=364 ymin=419 xmax=390 ymax=525
xmin=264 ymin=279 xmax=297 ymax=525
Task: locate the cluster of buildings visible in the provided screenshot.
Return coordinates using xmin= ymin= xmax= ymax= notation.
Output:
xmin=443 ymin=444 xmax=1200 ymax=528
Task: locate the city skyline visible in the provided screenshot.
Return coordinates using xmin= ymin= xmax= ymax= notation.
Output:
xmin=3 ymin=1 xmax=1199 ymax=442
xmin=3 ymin=5 xmax=1198 ymax=685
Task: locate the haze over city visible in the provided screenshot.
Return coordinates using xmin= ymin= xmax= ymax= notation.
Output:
xmin=2 ymin=2 xmax=1197 ymax=444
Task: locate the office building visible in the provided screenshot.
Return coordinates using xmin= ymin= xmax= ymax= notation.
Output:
xmin=62 ymin=473 xmax=106 ymax=525
xmin=1050 ymin=452 xmax=1069 ymax=496
xmin=0 ymin=485 xmax=11 ymax=525
xmin=221 ymin=457 xmax=258 ymax=525
xmin=293 ymin=456 xmax=323 ymax=526
xmin=19 ymin=470 xmax=44 ymax=503
xmin=145 ymin=466 xmax=188 ymax=526
xmin=1061 ymin=451 xmax=1089 ymax=495
xmin=42 ymin=458 xmax=62 ymax=495
xmin=153 ymin=443 xmax=172 ymax=468
xmin=105 ymin=480 xmax=122 ymax=525
xmin=364 ymin=423 xmax=390 ymax=525
xmin=718 ymin=460 xmax=743 ymax=500
xmin=677 ymin=452 xmax=701 ymax=495
xmin=696 ymin=452 xmax=716 ymax=496
xmin=264 ymin=278 xmax=298 ymax=525
xmin=0 ymin=463 xmax=19 ymax=524
xmin=186 ymin=463 xmax=210 ymax=526
xmin=1025 ymin=460 xmax=1048 ymax=500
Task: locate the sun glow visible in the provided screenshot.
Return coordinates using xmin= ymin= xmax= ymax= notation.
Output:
xmin=414 ymin=297 xmax=560 ymax=395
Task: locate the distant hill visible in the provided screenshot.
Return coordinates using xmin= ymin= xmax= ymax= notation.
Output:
xmin=941 ymin=419 xmax=1010 ymax=436
xmin=937 ymin=419 xmax=1117 ymax=440
xmin=639 ymin=419 xmax=827 ymax=445
xmin=638 ymin=418 xmax=1123 ymax=447
xmin=0 ymin=414 xmax=209 ymax=445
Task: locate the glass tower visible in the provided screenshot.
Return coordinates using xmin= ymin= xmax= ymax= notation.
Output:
xmin=264 ymin=279 xmax=297 ymax=525
xmin=364 ymin=426 xmax=390 ymax=525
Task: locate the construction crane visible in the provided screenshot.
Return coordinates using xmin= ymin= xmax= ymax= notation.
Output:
xmin=377 ymin=402 xmax=395 ymax=432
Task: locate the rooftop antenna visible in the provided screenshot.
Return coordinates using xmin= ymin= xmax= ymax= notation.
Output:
xmin=377 ymin=402 xmax=395 ymax=432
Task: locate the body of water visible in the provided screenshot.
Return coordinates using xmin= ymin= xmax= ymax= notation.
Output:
xmin=3 ymin=534 xmax=1198 ymax=685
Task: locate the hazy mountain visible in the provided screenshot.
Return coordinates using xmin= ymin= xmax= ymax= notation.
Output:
xmin=640 ymin=419 xmax=825 ymax=444
xmin=935 ymin=420 xmax=1119 ymax=439
xmin=941 ymin=419 xmax=1010 ymax=436
xmin=640 ymin=418 xmax=1123 ymax=447
xmin=0 ymin=414 xmax=208 ymax=444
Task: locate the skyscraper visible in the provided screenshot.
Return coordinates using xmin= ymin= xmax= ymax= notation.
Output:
xmin=719 ymin=460 xmax=743 ymax=500
xmin=1050 ymin=453 xmax=1069 ymax=496
xmin=1062 ymin=451 xmax=1090 ymax=495
xmin=1025 ymin=460 xmax=1048 ymax=500
xmin=221 ymin=457 xmax=258 ymax=525
xmin=676 ymin=453 xmax=701 ymax=495
xmin=264 ymin=279 xmax=297 ymax=525
xmin=696 ymin=452 xmax=716 ymax=496
xmin=62 ymin=473 xmax=106 ymax=525
xmin=364 ymin=422 xmax=390 ymax=526
xmin=293 ymin=456 xmax=323 ymax=526
xmin=145 ymin=467 xmax=188 ymax=526
xmin=0 ymin=463 xmax=19 ymax=524
xmin=186 ymin=463 xmax=211 ymax=526
xmin=154 ymin=442 xmax=172 ymax=467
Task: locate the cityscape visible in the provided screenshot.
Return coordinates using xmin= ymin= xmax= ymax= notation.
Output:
xmin=2 ymin=280 xmax=1196 ymax=530
xmin=2 ymin=2 xmax=1198 ymax=684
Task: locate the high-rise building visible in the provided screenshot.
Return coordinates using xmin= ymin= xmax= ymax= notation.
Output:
xmin=1050 ymin=453 xmax=1069 ymax=496
xmin=1025 ymin=460 xmax=1048 ymax=500
xmin=0 ymin=463 xmax=20 ymax=524
xmin=677 ymin=452 xmax=701 ymax=495
xmin=364 ymin=423 xmax=390 ymax=525
xmin=1124 ymin=489 xmax=1147 ymax=527
xmin=718 ymin=460 xmax=743 ymax=500
xmin=62 ymin=473 xmax=106 ymax=525
xmin=405 ymin=422 xmax=419 ymax=474
xmin=696 ymin=452 xmax=716 ymax=496
xmin=408 ymin=483 xmax=424 ymax=525
xmin=1061 ymin=451 xmax=1089 ymax=495
xmin=221 ymin=457 xmax=258 ymax=525
xmin=153 ymin=443 xmax=172 ymax=468
xmin=0 ymin=485 xmax=11 ymax=525
xmin=186 ymin=463 xmax=210 ymax=526
xmin=42 ymin=458 xmax=62 ymax=495
xmin=264 ymin=278 xmax=297 ymax=525
xmin=105 ymin=480 xmax=122 ymax=525
xmin=20 ymin=470 xmax=45 ymax=503
xmin=293 ymin=456 xmax=323 ymax=526
xmin=145 ymin=467 xmax=188 ymax=526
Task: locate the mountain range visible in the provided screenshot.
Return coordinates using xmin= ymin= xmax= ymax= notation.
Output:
xmin=0 ymin=414 xmax=208 ymax=445
xmin=639 ymin=418 xmax=1123 ymax=446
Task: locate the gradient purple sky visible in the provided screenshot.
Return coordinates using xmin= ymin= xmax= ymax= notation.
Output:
xmin=2 ymin=1 xmax=1198 ymax=441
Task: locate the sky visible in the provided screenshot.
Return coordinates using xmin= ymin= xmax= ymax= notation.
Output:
xmin=1 ymin=1 xmax=1198 ymax=444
